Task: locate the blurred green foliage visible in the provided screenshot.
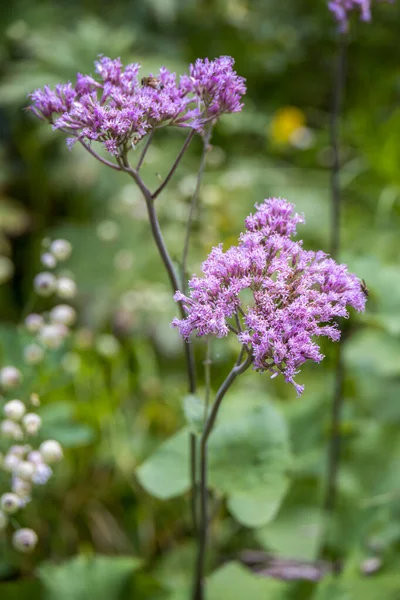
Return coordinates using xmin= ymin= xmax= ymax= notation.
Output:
xmin=1 ymin=0 xmax=400 ymax=598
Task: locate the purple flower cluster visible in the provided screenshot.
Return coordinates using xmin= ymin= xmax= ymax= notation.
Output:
xmin=328 ymin=0 xmax=394 ymax=31
xmin=172 ymin=198 xmax=366 ymax=396
xmin=28 ymin=56 xmax=246 ymax=157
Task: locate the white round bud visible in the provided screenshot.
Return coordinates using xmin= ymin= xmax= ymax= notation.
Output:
xmin=57 ymin=277 xmax=77 ymax=299
xmin=24 ymin=313 xmax=44 ymax=333
xmin=39 ymin=440 xmax=63 ymax=464
xmin=15 ymin=461 xmax=36 ymax=481
xmin=41 ymin=252 xmax=57 ymax=269
xmin=0 ymin=366 xmax=22 ymax=389
xmin=3 ymin=453 xmax=21 ymax=472
xmin=22 ymin=413 xmax=42 ymax=436
xmin=34 ymin=272 xmax=57 ymax=297
xmin=27 ymin=451 xmax=42 ymax=465
xmin=38 ymin=324 xmax=67 ymax=349
xmin=61 ymin=352 xmax=81 ymax=374
xmin=3 ymin=400 xmax=26 ymax=422
xmin=32 ymin=463 xmax=52 ymax=485
xmin=12 ymin=478 xmax=31 ymax=498
xmin=0 ymin=493 xmax=21 ymax=514
xmin=12 ymin=528 xmax=38 ymax=553
xmin=9 ymin=445 xmax=29 ymax=457
xmin=0 ymin=510 xmax=8 ymax=530
xmin=50 ymin=304 xmax=77 ymax=326
xmin=50 ymin=239 xmax=72 ymax=261
xmin=1 ymin=420 xmax=23 ymax=440
xmin=23 ymin=343 xmax=45 ymax=365
xmin=96 ymin=334 xmax=120 ymax=358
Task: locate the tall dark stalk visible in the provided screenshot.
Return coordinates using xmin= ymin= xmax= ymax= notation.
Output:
xmin=323 ymin=34 xmax=348 ymax=519
xmin=192 ymin=350 xmax=252 ymax=600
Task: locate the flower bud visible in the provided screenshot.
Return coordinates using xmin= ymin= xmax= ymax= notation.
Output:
xmin=3 ymin=399 xmax=26 ymax=421
xmin=0 ymin=510 xmax=8 ymax=530
xmin=12 ymin=528 xmax=38 ymax=553
xmin=24 ymin=313 xmax=44 ymax=333
xmin=3 ymin=453 xmax=21 ymax=472
xmin=0 ymin=366 xmax=22 ymax=389
xmin=32 ymin=463 xmax=52 ymax=485
xmin=23 ymin=343 xmax=45 ymax=365
xmin=34 ymin=272 xmax=57 ymax=297
xmin=1 ymin=420 xmax=23 ymax=440
xmin=16 ymin=461 xmax=36 ymax=481
xmin=39 ymin=324 xmax=67 ymax=349
xmin=57 ymin=277 xmax=77 ymax=299
xmin=50 ymin=304 xmax=77 ymax=326
xmin=41 ymin=252 xmax=57 ymax=269
xmin=0 ymin=493 xmax=21 ymax=514
xmin=50 ymin=239 xmax=72 ymax=261
xmin=96 ymin=334 xmax=120 ymax=358
xmin=22 ymin=413 xmax=42 ymax=436
xmin=12 ymin=478 xmax=32 ymax=499
xmin=39 ymin=440 xmax=63 ymax=464
xmin=27 ymin=450 xmax=42 ymax=465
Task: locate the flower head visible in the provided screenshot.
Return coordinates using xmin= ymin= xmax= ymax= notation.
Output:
xmin=328 ymin=0 xmax=394 ymax=31
xmin=28 ymin=56 xmax=246 ymax=157
xmin=172 ymin=198 xmax=366 ymax=396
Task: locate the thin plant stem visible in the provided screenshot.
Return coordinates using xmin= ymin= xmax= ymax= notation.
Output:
xmin=152 ymin=129 xmax=195 ymax=200
xmin=330 ymin=34 xmax=347 ymax=259
xmin=136 ymin=130 xmax=154 ymax=171
xmin=203 ymin=341 xmax=212 ymax=421
xmin=323 ymin=33 xmax=347 ymax=526
xmin=120 ymin=154 xmax=199 ymax=533
xmin=78 ymin=139 xmax=122 ymax=171
xmin=193 ymin=350 xmax=252 ymax=600
xmin=181 ymin=127 xmax=212 ymax=290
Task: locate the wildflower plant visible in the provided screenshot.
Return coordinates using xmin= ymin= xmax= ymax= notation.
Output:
xmin=0 ymin=238 xmax=75 ymax=552
xmin=28 ymin=54 xmax=366 ymax=599
xmin=328 ymin=0 xmax=394 ymax=30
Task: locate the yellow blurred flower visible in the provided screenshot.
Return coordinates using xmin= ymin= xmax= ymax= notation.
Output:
xmin=270 ymin=106 xmax=306 ymax=145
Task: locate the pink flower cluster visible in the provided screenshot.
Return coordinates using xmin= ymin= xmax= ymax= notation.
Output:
xmin=172 ymin=198 xmax=366 ymax=395
xmin=328 ymin=0 xmax=394 ymax=31
xmin=28 ymin=56 xmax=246 ymax=157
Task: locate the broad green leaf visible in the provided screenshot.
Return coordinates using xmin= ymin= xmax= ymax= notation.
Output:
xmin=136 ymin=403 xmax=291 ymax=527
xmin=38 ymin=554 xmax=142 ymax=600
xmin=183 ymin=394 xmax=206 ymax=435
xmin=136 ymin=429 xmax=190 ymax=499
xmin=208 ymin=403 xmax=291 ymax=527
xmin=256 ymin=507 xmax=325 ymax=561
xmin=207 ymin=562 xmax=289 ymax=600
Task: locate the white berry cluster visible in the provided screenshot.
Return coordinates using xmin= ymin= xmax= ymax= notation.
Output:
xmin=0 ymin=370 xmax=63 ymax=553
xmin=0 ymin=239 xmax=74 ymax=553
xmin=25 ymin=239 xmax=77 ymax=357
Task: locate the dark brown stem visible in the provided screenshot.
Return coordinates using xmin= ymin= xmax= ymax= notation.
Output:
xmin=78 ymin=139 xmax=122 ymax=171
xmin=136 ymin=130 xmax=154 ymax=171
xmin=181 ymin=127 xmax=212 ymax=290
xmin=193 ymin=351 xmax=252 ymax=600
xmin=322 ymin=33 xmax=347 ymax=548
xmin=152 ymin=130 xmax=195 ymax=200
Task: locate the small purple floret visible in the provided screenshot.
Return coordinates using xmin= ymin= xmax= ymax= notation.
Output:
xmin=172 ymin=198 xmax=366 ymax=396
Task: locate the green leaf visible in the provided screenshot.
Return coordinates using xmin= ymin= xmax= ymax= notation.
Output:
xmin=38 ymin=554 xmax=142 ymax=600
xmin=256 ymin=507 xmax=325 ymax=561
xmin=208 ymin=403 xmax=291 ymax=527
xmin=136 ymin=429 xmax=190 ymax=500
xmin=183 ymin=394 xmax=206 ymax=435
xmin=207 ymin=562 xmax=289 ymax=600
xmin=136 ymin=403 xmax=291 ymax=527
xmin=0 ymin=579 xmax=42 ymax=600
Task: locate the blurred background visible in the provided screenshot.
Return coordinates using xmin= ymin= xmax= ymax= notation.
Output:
xmin=1 ymin=0 xmax=400 ymax=598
